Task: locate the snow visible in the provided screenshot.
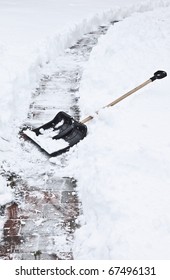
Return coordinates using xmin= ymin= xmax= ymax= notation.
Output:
xmin=24 ymin=129 xmax=68 ymax=155
xmin=0 ymin=176 xmax=13 ymax=206
xmin=0 ymin=0 xmax=170 ymax=259
xmin=0 ymin=176 xmax=14 ymax=240
xmin=68 ymin=6 xmax=170 ymax=259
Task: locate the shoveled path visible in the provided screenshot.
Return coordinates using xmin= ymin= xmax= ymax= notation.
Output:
xmin=0 ymin=23 xmax=116 ymax=260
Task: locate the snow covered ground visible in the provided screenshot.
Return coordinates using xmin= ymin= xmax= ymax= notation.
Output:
xmin=0 ymin=0 xmax=170 ymax=259
xmin=68 ymin=5 xmax=170 ymax=259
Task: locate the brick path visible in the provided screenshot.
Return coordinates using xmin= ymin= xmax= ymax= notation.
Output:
xmin=0 ymin=175 xmax=80 ymax=259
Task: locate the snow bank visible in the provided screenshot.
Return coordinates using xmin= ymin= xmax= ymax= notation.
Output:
xmin=69 ymin=6 xmax=170 ymax=259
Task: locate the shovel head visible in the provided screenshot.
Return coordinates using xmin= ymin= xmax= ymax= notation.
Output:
xmin=23 ymin=111 xmax=87 ymax=157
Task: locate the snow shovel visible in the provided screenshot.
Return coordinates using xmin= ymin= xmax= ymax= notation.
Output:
xmin=23 ymin=70 xmax=167 ymax=157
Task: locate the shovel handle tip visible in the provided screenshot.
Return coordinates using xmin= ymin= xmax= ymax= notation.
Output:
xmin=150 ymin=70 xmax=167 ymax=81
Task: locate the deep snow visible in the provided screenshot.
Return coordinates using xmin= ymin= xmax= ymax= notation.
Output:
xmin=0 ymin=0 xmax=170 ymax=259
xmin=68 ymin=7 xmax=170 ymax=259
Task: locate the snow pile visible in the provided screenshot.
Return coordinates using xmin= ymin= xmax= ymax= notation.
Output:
xmin=69 ymin=7 xmax=170 ymax=259
xmin=24 ymin=129 xmax=68 ymax=155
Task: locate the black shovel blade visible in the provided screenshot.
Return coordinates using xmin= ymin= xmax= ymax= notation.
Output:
xmin=23 ymin=111 xmax=87 ymax=157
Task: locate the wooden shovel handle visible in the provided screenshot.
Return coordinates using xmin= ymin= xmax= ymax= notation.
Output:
xmin=80 ymin=79 xmax=151 ymax=124
xmin=104 ymin=79 xmax=151 ymax=108
xmin=80 ymin=70 xmax=167 ymax=124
